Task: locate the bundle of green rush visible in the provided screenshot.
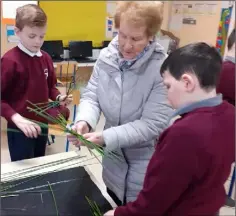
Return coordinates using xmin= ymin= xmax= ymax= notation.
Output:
xmin=32 ymin=101 xmax=60 ymax=113
xmin=31 ymin=81 xmax=74 ymax=113
xmin=27 ymin=101 xmax=120 ymax=161
xmin=86 ymin=196 xmax=102 ymax=216
xmin=32 ymin=68 xmax=86 ymax=113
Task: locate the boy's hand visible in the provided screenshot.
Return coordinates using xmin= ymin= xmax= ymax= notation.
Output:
xmin=58 ymin=94 xmax=73 ymax=106
xmin=104 ymin=209 xmax=115 ymax=216
xmin=11 ymin=113 xmax=41 ymax=138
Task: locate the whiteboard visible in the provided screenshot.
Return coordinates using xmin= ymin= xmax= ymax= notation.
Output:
xmin=2 ymin=1 xmax=38 ymax=19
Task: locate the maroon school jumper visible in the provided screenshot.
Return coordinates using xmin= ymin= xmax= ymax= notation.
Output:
xmin=1 ymin=46 xmax=69 ymax=126
xmin=115 ymin=101 xmax=234 ymax=216
xmin=217 ymin=59 xmax=235 ymax=106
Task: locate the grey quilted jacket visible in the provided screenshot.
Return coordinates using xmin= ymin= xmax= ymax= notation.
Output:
xmin=75 ymin=36 xmax=173 ymax=203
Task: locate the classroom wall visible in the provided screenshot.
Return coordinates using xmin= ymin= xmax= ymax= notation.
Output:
xmin=162 ymin=2 xmax=172 ymax=31
xmin=1 ymin=1 xmax=37 ymax=56
xmin=39 ymin=1 xmax=106 ymax=47
xmin=168 ymin=1 xmax=223 ymax=47
xmin=1 ymin=23 xmax=18 ymax=56
xmin=1 ymin=1 xmax=234 ymax=55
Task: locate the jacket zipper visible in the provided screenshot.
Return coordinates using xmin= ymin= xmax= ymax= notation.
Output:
xmin=118 ymin=70 xmax=124 ymax=126
xmin=118 ymin=70 xmax=128 ymax=204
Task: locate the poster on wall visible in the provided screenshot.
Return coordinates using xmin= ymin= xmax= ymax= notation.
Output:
xmin=105 ymin=17 xmax=113 ymax=38
xmin=193 ymin=3 xmax=205 ymax=15
xmin=172 ymin=3 xmax=183 ymax=14
xmin=106 ymin=1 xmax=116 ymax=17
xmin=215 ymin=5 xmax=233 ymax=56
xmin=105 ymin=1 xmax=117 ymax=39
xmin=6 ymin=25 xmax=19 ymax=43
xmin=182 ymin=3 xmax=193 ymax=15
xmin=205 ymin=3 xmax=218 ymax=15
xmin=105 ymin=17 xmax=118 ymax=39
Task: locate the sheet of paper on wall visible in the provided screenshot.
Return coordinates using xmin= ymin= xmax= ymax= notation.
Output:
xmin=172 ymin=3 xmax=183 ymax=15
xmin=6 ymin=25 xmax=19 ymax=43
xmin=182 ymin=3 xmax=193 ymax=15
xmin=194 ymin=3 xmax=206 ymax=15
xmin=106 ymin=1 xmax=116 ymax=17
xmin=205 ymin=3 xmax=218 ymax=15
xmin=105 ymin=17 xmax=113 ymax=39
xmin=221 ymin=1 xmax=231 ymax=9
xmin=169 ymin=14 xmax=183 ymax=31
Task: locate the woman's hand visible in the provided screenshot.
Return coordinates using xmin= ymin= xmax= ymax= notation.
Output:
xmin=83 ymin=132 xmax=104 ymax=147
xmin=67 ymin=121 xmax=90 ymax=147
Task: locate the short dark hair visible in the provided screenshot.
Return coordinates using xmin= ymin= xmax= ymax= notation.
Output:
xmin=160 ymin=42 xmax=222 ymax=90
xmin=227 ymin=28 xmax=235 ymax=50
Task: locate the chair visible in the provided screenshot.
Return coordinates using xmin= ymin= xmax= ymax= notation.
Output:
xmin=47 ymin=62 xmax=78 ymax=145
xmin=55 ymin=62 xmax=77 ymax=84
xmin=47 ymin=78 xmax=64 ymax=146
xmin=160 ymin=29 xmax=180 ymax=54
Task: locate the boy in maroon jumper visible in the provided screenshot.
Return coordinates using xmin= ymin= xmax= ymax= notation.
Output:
xmin=217 ymin=28 xmax=235 ymax=207
xmin=217 ymin=28 xmax=235 ymax=106
xmin=1 ymin=4 xmax=72 ymax=162
xmin=105 ymin=43 xmax=235 ymax=216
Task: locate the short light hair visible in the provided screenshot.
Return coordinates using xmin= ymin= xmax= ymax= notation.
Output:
xmin=114 ymin=1 xmax=164 ymax=37
xmin=15 ymin=4 xmax=47 ymax=30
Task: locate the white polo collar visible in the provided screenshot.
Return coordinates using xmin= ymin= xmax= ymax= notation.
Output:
xmin=18 ymin=43 xmax=42 ymax=57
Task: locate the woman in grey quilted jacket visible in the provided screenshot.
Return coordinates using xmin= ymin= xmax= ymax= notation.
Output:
xmin=68 ymin=1 xmax=173 ymax=206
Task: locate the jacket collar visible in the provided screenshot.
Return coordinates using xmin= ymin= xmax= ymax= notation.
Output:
xmin=99 ymin=35 xmax=166 ymax=71
xmin=18 ymin=43 xmax=42 ymax=57
xmin=172 ymin=94 xmax=223 ymax=118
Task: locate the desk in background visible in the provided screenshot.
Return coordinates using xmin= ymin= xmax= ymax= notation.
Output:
xmin=53 ymin=60 xmax=95 ymax=84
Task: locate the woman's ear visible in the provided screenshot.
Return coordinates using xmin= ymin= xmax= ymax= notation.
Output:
xmin=181 ymin=73 xmax=195 ymax=92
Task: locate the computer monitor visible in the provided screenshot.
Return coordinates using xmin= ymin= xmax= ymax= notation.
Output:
xmin=68 ymin=41 xmax=93 ymax=59
xmin=102 ymin=40 xmax=111 ymax=48
xmin=41 ymin=40 xmax=64 ymax=60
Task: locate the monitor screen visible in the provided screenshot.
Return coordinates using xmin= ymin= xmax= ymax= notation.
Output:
xmin=69 ymin=41 xmax=93 ymax=59
xmin=41 ymin=40 xmax=64 ymax=59
xmin=103 ymin=40 xmax=111 ymax=48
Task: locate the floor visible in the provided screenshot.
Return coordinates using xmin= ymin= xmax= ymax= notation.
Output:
xmin=1 ymin=89 xmax=235 ymax=215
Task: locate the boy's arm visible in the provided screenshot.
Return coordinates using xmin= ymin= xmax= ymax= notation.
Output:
xmin=46 ymin=55 xmax=61 ymax=101
xmin=114 ymin=128 xmax=199 ymax=216
xmin=1 ymin=57 xmax=17 ymax=121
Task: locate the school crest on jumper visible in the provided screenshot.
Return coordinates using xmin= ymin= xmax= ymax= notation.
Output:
xmin=44 ymin=68 xmax=48 ymax=79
